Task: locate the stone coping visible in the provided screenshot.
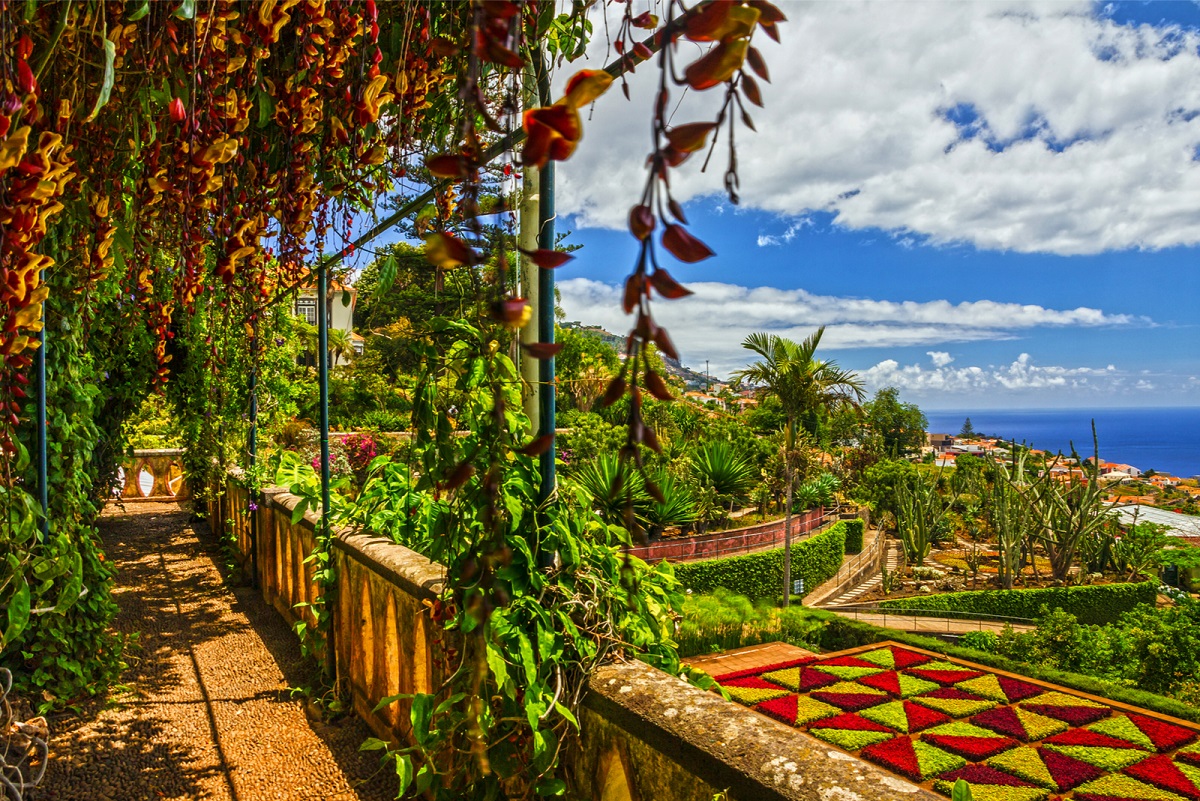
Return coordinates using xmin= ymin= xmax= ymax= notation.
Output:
xmin=259 ymin=485 xmax=445 ymax=600
xmin=587 ymin=660 xmax=939 ymax=801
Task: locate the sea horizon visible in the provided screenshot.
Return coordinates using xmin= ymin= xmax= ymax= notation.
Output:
xmin=923 ymin=406 xmax=1200 ymax=479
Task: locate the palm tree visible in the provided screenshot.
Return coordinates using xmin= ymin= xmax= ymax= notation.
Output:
xmin=327 ymin=328 xmax=355 ymax=367
xmin=732 ymin=327 xmax=864 ymax=605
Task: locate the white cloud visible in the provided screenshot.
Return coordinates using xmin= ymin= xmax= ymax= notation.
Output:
xmin=557 ymin=277 xmax=1139 ymax=375
xmin=558 ymin=2 xmax=1200 ymax=254
xmin=928 ymin=351 xmax=955 ymax=367
xmin=865 ymin=352 xmax=1119 ymax=393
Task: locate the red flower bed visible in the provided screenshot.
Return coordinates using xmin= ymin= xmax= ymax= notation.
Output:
xmin=1123 ymin=754 xmax=1200 ymax=799
xmin=711 ymin=642 xmax=1200 ymax=801
xmin=711 ymin=657 xmax=814 ymax=683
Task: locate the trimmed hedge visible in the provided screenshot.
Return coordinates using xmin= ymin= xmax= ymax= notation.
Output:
xmin=804 ymin=610 xmax=1200 ymax=725
xmin=874 ymin=580 xmax=1158 ymax=626
xmin=843 ymin=519 xmax=864 ymax=555
xmin=674 ymin=520 xmax=850 ymax=601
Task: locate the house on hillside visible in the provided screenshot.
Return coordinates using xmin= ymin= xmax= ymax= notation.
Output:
xmin=294 ymin=282 xmax=356 ymax=338
xmin=927 ymin=433 xmax=955 ymax=453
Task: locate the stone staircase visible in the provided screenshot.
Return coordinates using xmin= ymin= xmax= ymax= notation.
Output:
xmin=824 ymin=543 xmax=900 ymax=607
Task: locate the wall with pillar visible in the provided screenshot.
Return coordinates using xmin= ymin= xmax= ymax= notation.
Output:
xmin=208 ymin=474 xmax=937 ymax=801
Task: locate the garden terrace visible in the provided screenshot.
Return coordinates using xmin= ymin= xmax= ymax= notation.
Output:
xmin=200 ymin=472 xmax=940 ymax=801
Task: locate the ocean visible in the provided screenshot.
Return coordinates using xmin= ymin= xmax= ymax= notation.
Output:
xmin=923 ymin=407 xmax=1200 ymax=479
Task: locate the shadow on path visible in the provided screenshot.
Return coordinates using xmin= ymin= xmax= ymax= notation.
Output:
xmin=40 ymin=502 xmax=395 ymax=801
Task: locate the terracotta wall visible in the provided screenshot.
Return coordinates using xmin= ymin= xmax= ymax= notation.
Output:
xmin=625 ymin=508 xmax=829 ymax=562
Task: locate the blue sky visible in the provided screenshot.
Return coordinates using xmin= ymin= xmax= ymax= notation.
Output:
xmin=544 ymin=1 xmax=1200 ymax=409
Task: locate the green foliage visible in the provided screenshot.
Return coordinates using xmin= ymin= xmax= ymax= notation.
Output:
xmin=856 ymin=458 xmax=917 ymax=522
xmin=677 ymin=588 xmax=828 ymax=658
xmin=895 ymin=468 xmax=956 ymax=566
xmin=876 ymin=580 xmax=1158 ymax=626
xmin=571 ymin=453 xmax=648 ymax=528
xmin=674 ymin=520 xmax=851 ymax=601
xmin=862 ymin=387 xmax=928 ymax=458
xmin=843 ymin=518 xmax=865 ymax=555
xmin=641 ymin=473 xmax=699 ymax=534
xmin=958 ymin=630 xmax=999 ymax=653
xmin=689 ymin=440 xmax=756 ymax=513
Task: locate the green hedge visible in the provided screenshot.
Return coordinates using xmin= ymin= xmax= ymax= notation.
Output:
xmin=805 ymin=610 xmax=1200 ymax=725
xmin=674 ymin=520 xmax=849 ymax=601
xmin=843 ymin=519 xmax=864 ymax=555
xmin=875 ymin=580 xmax=1158 ymax=626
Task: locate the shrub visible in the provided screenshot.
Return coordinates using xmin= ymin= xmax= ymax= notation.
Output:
xmin=958 ymin=630 xmax=998 ymax=653
xmin=843 ymin=518 xmax=864 ymax=554
xmin=677 ymin=588 xmax=825 ymax=657
xmin=674 ymin=520 xmax=850 ymax=601
xmin=875 ymin=580 xmax=1158 ymax=626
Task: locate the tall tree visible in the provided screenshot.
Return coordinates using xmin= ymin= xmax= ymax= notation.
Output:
xmin=733 ymin=327 xmax=864 ymax=605
xmin=864 ymin=387 xmax=928 ymax=458
xmin=960 ymin=417 xmax=977 ymax=438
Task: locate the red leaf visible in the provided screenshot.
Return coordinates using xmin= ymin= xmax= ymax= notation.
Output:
xmin=649 ymin=268 xmax=693 ymax=300
xmin=169 ymin=97 xmax=186 ymax=123
xmin=684 ymin=3 xmax=761 ymax=42
xmin=441 ymin=463 xmax=475 ymax=490
xmin=16 ymin=60 xmax=36 ymax=96
xmin=741 ymin=73 xmax=763 ymax=107
xmin=425 ymin=233 xmax=477 ymax=268
xmin=516 ymin=434 xmax=554 ymax=456
xmin=665 ymin=122 xmax=718 ymax=153
xmin=629 ymin=204 xmax=655 ymax=240
xmin=600 ymin=375 xmax=627 ymax=407
xmin=652 ymin=326 xmax=680 ymax=360
xmin=747 ymin=46 xmax=770 ymax=82
xmin=631 ymin=11 xmax=658 ymax=29
xmin=425 ymin=154 xmax=471 ymax=179
xmin=645 ymin=477 xmax=664 ymax=502
xmin=643 ymin=369 xmax=674 ymax=401
xmin=662 ymin=224 xmax=715 ymax=263
xmin=632 ymin=42 xmax=653 ymax=61
xmin=661 ymin=147 xmax=692 ymax=168
xmin=519 ymin=248 xmax=574 ymax=269
xmin=563 ymin=69 xmax=614 ymax=108
xmin=667 ymin=198 xmax=688 ymax=224
xmin=622 ymin=273 xmax=645 ymax=314
xmin=684 ymin=41 xmax=749 ymax=91
xmin=748 ymin=0 xmax=788 ymax=25
xmin=522 ymin=342 xmax=563 ymax=359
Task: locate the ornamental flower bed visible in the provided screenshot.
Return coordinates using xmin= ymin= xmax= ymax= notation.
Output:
xmin=711 ymin=642 xmax=1200 ymax=801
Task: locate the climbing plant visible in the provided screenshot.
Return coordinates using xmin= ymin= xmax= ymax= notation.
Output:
xmin=0 ymin=1 xmax=787 ymax=796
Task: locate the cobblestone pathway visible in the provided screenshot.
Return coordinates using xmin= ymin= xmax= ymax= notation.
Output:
xmin=40 ymin=502 xmax=395 ymax=801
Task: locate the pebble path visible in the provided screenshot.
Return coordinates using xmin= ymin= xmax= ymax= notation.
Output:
xmin=40 ymin=502 xmax=395 ymax=801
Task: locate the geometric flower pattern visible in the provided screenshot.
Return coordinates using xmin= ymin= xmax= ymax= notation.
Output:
xmin=711 ymin=642 xmax=1200 ymax=800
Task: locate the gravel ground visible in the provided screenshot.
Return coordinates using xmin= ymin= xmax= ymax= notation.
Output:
xmin=39 ymin=502 xmax=396 ymax=801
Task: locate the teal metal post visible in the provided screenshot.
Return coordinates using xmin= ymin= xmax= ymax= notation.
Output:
xmin=35 ymin=274 xmax=48 ymax=539
xmin=317 ymin=268 xmax=331 ymax=532
xmin=317 ymin=262 xmax=335 ymax=681
xmin=537 ymin=161 xmax=555 ymax=504
xmin=248 ymin=329 xmax=259 ymax=588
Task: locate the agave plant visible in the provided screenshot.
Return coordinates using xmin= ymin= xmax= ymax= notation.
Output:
xmin=794 ymin=471 xmax=840 ymax=512
xmin=690 ymin=441 xmax=756 ymax=514
xmin=641 ymin=473 xmax=699 ymax=535
xmin=572 ymin=453 xmax=649 ymax=528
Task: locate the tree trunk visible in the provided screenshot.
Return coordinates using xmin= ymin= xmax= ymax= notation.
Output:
xmin=783 ymin=465 xmax=793 ymax=607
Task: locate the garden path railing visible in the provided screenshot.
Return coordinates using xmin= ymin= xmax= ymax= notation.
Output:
xmin=805 ymin=530 xmax=886 ymax=607
xmin=626 ymin=507 xmax=835 ymax=562
xmin=114 ymin=448 xmax=189 ymax=502
xmin=829 ymin=603 xmax=1036 ymax=633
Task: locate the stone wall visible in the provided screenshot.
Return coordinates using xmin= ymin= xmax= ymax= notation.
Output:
xmin=209 ymin=475 xmax=936 ymax=801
